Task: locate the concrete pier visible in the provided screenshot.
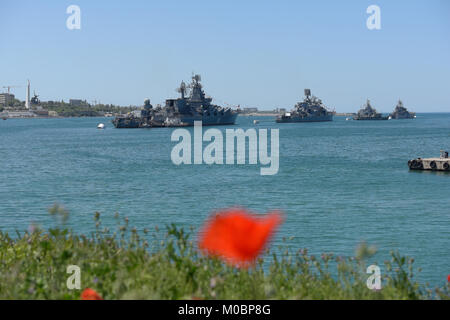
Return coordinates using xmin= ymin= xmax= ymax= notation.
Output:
xmin=408 ymin=151 xmax=450 ymax=171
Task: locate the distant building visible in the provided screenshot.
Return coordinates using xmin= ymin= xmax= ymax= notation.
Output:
xmin=34 ymin=109 xmax=49 ymax=117
xmin=6 ymin=111 xmax=36 ymax=118
xmin=274 ymin=108 xmax=287 ymax=113
xmin=48 ymin=110 xmax=58 ymax=117
xmin=243 ymin=107 xmax=258 ymax=113
xmin=25 ymin=80 xmax=30 ymax=109
xmin=69 ymin=99 xmax=84 ymax=106
xmin=0 ymin=93 xmax=15 ymax=106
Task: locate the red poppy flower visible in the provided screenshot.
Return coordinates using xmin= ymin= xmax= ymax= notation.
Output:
xmin=198 ymin=208 xmax=283 ymax=266
xmin=447 ymin=274 xmax=450 ymax=283
xmin=81 ymin=288 xmax=103 ymax=300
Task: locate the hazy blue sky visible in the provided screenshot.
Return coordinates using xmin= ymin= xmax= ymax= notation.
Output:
xmin=1 ymin=0 xmax=449 ymax=112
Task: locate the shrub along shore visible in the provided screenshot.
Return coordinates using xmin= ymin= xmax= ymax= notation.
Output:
xmin=0 ymin=210 xmax=448 ymax=300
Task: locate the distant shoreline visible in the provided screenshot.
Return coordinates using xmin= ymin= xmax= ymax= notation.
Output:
xmin=240 ymin=112 xmax=357 ymax=117
xmin=1 ymin=115 xmax=115 ymax=120
xmin=1 ymin=116 xmax=114 ymax=119
xmin=2 ymin=112 xmax=448 ymax=120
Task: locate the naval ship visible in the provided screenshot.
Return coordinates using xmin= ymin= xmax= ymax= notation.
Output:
xmin=353 ymin=100 xmax=388 ymax=120
xmin=276 ymin=89 xmax=333 ymax=123
xmin=389 ymin=100 xmax=415 ymax=119
xmin=112 ymin=75 xmax=238 ymax=128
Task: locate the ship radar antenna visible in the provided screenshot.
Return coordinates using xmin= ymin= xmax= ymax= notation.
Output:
xmin=189 ymin=74 xmax=202 ymax=91
xmin=193 ymin=74 xmax=201 ymax=83
xmin=177 ymin=81 xmax=187 ymax=98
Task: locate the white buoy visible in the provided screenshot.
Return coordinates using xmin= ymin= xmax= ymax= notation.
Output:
xmin=388 ymin=116 xmax=392 ymax=120
xmin=97 ymin=123 xmax=105 ymax=129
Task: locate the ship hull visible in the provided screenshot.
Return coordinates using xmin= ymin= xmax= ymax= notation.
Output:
xmin=276 ymin=114 xmax=333 ymax=123
xmin=389 ymin=114 xmax=415 ymax=119
xmin=112 ymin=113 xmax=238 ymax=128
xmin=111 ymin=118 xmax=141 ymax=128
xmin=353 ymin=116 xmax=389 ymax=120
xmin=176 ymin=113 xmax=238 ymax=126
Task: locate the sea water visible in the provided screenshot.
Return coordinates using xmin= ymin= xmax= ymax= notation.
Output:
xmin=0 ymin=114 xmax=449 ymax=286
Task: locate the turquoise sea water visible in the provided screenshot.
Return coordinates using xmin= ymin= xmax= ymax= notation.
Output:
xmin=1 ymin=114 xmax=449 ymax=287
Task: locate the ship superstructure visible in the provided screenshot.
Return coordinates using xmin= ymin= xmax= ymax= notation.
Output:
xmin=276 ymin=89 xmax=333 ymax=123
xmin=112 ymin=75 xmax=238 ymax=128
xmin=353 ymin=100 xmax=388 ymax=120
xmin=389 ymin=100 xmax=415 ymax=119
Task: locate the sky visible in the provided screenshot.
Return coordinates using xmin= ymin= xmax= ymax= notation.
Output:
xmin=0 ymin=0 xmax=449 ymax=112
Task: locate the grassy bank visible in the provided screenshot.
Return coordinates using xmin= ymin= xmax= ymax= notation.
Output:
xmin=0 ymin=211 xmax=448 ymax=300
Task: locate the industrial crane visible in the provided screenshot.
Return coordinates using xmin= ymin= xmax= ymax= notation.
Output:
xmin=2 ymin=85 xmax=22 ymax=94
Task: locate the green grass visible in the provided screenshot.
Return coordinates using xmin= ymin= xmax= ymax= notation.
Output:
xmin=0 ymin=208 xmax=448 ymax=300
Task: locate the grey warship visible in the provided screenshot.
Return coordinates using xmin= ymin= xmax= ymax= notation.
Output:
xmin=389 ymin=100 xmax=415 ymax=119
xmin=112 ymin=75 xmax=238 ymax=128
xmin=353 ymin=100 xmax=388 ymax=120
xmin=112 ymin=114 xmax=141 ymax=128
xmin=276 ymin=89 xmax=333 ymax=123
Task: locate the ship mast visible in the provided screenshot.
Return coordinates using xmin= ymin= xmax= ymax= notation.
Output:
xmin=304 ymin=89 xmax=311 ymax=101
xmin=177 ymin=81 xmax=187 ymax=99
